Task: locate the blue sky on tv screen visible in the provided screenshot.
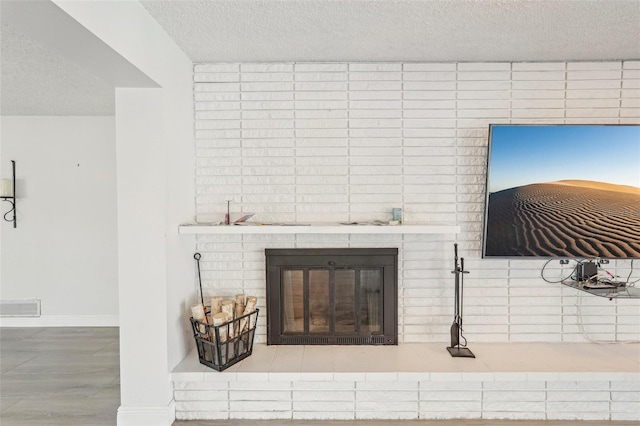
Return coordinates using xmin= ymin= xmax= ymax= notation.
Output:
xmin=488 ymin=125 xmax=640 ymax=193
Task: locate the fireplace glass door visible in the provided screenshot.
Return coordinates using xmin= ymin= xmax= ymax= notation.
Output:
xmin=266 ymin=248 xmax=397 ymax=345
xmin=281 ymin=268 xmax=383 ymax=336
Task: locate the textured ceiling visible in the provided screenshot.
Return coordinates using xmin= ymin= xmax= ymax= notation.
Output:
xmin=2 ymin=0 xmax=639 ymax=117
xmin=140 ymin=0 xmax=640 ymax=63
xmin=1 ymin=23 xmax=115 ymax=116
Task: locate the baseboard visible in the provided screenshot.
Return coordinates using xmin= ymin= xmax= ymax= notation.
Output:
xmin=0 ymin=315 xmax=119 ymax=327
xmin=117 ymin=401 xmax=176 ymax=426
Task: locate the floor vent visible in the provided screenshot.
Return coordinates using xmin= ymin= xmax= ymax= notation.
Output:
xmin=0 ymin=300 xmax=41 ymax=317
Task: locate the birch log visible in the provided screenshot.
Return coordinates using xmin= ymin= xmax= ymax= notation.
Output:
xmin=239 ymin=296 xmax=257 ymax=333
xmin=212 ymin=312 xmax=228 ymax=343
xmin=191 ymin=303 xmax=209 ymax=338
xmin=210 ymin=296 xmax=223 ymax=315
xmin=235 ymin=294 xmax=245 ymax=319
xmin=221 ymin=300 xmax=236 ymax=337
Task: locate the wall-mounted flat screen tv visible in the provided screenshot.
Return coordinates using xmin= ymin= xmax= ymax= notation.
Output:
xmin=483 ymin=124 xmax=640 ymax=259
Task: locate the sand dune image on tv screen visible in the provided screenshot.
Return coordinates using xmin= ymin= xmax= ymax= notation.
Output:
xmin=485 ymin=180 xmax=640 ymax=258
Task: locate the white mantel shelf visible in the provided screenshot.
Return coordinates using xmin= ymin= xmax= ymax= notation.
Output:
xmin=178 ymin=222 xmax=460 ymax=235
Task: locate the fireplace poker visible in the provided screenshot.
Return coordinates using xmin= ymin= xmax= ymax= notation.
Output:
xmin=194 ymin=252 xmax=205 ymax=307
xmin=447 ymin=243 xmax=475 ymax=358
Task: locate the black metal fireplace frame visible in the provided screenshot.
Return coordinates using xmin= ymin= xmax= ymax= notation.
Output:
xmin=266 ymin=248 xmax=398 ymax=345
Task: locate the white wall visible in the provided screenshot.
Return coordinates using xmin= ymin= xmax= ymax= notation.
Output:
xmin=0 ymin=116 xmax=118 ymax=326
xmin=193 ymin=61 xmax=640 ymax=344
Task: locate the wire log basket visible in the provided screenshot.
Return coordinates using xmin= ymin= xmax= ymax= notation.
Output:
xmin=190 ymin=309 xmax=259 ymax=371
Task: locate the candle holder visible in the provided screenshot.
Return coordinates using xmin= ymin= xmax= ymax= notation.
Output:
xmin=1 ymin=160 xmax=17 ymax=228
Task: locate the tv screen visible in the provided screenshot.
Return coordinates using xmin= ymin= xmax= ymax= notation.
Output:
xmin=482 ymin=124 xmax=640 ymax=259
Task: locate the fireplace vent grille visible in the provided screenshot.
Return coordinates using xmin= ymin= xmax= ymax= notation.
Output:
xmin=281 ymin=336 xmax=329 ymax=345
xmin=337 ymin=336 xmax=386 ymax=345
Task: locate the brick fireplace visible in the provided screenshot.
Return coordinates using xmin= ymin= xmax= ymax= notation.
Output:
xmin=265 ymin=248 xmax=398 ymax=345
xmin=172 ymin=60 xmax=640 ymax=423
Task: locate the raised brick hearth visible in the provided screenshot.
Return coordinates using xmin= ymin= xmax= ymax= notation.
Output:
xmin=172 ymin=342 xmax=640 ymax=421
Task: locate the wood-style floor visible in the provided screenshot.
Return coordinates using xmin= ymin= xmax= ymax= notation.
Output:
xmin=1 ymin=327 xmax=637 ymax=426
xmin=0 ymin=327 xmax=119 ymax=425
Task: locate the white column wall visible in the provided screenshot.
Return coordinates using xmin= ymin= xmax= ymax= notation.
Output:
xmin=114 ymin=87 xmax=171 ymax=408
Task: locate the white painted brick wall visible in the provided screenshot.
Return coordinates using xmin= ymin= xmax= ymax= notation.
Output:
xmin=173 ymin=373 xmax=640 ymax=421
xmin=193 ymin=61 xmax=640 ymax=344
xmin=611 ymin=380 xmax=640 ymax=421
xmin=419 ymin=381 xmax=482 ymax=419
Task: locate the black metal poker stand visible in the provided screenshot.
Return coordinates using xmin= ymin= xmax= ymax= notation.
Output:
xmin=447 ymin=243 xmax=475 ymax=358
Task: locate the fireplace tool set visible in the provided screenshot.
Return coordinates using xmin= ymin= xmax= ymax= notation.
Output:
xmin=189 ymin=252 xmax=259 ymax=371
xmin=447 ymin=243 xmax=475 ymax=358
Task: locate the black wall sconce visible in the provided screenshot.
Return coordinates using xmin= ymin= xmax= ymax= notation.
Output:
xmin=1 ymin=160 xmax=17 ymax=228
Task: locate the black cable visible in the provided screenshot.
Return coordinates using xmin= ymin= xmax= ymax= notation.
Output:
xmin=540 ymin=258 xmax=578 ymax=283
xmin=626 ymin=259 xmax=638 ymax=285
